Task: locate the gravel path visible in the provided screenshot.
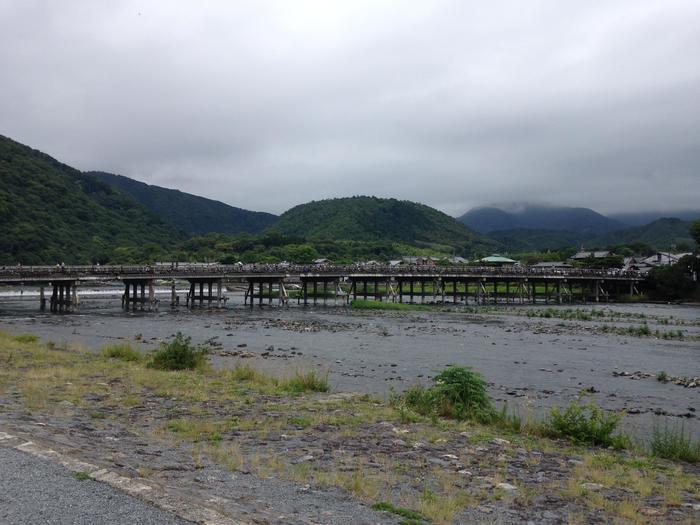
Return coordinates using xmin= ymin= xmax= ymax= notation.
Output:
xmin=0 ymin=447 xmax=192 ymax=525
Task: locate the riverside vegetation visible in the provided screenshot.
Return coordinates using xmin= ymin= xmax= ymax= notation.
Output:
xmin=1 ymin=331 xmax=699 ymax=523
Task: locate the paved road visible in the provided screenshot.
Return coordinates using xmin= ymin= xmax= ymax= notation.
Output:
xmin=0 ymin=448 xmax=192 ymax=525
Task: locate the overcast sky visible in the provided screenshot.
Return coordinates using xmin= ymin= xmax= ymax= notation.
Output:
xmin=1 ymin=1 xmax=699 ymax=216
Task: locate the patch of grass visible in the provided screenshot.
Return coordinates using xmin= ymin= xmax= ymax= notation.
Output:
xmin=650 ymin=422 xmax=700 ymax=463
xmin=350 ymin=299 xmax=432 ymax=312
xmin=372 ymin=501 xmax=428 ymax=523
xmin=280 ymin=369 xmax=330 ymax=393
xmin=73 ymin=471 xmax=91 ymax=481
xmin=656 ymin=371 xmax=669 ymax=383
xmin=541 ymin=396 xmax=628 ymax=449
xmin=13 ymin=334 xmax=39 ymax=343
xmin=165 ymin=418 xmax=229 ymax=442
xmin=101 ymin=343 xmax=142 ymax=362
xmin=417 ymin=486 xmax=472 ymax=524
xmin=147 ymin=332 xmax=208 ymax=371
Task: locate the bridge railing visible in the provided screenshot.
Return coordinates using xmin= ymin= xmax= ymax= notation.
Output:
xmin=0 ymin=263 xmax=643 ymax=280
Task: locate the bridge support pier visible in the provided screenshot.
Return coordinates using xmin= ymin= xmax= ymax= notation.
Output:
xmin=48 ymin=281 xmax=76 ymax=313
xmin=185 ymin=278 xmax=226 ymax=309
xmin=123 ymin=279 xmax=157 ymax=311
xmin=245 ymin=277 xmax=284 ymax=307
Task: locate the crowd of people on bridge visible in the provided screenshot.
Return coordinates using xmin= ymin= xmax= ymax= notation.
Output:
xmin=0 ymin=261 xmax=644 ymax=279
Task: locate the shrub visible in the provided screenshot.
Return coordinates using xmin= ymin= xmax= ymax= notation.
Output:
xmin=650 ymin=422 xmax=700 ymax=463
xmin=656 ymin=371 xmax=669 ymax=383
xmin=281 ymin=369 xmax=330 ymax=393
xmin=147 ymin=332 xmax=207 ymax=371
xmin=542 ymin=396 xmax=628 ymax=448
xmin=398 ymin=366 xmax=496 ymax=423
xmin=101 ymin=343 xmax=142 ymax=362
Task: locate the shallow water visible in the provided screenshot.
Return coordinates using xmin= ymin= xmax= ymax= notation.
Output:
xmin=1 ymin=288 xmax=698 ymax=439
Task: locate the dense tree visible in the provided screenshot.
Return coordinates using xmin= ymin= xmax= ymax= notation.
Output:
xmin=690 ymin=220 xmax=700 ymax=250
xmin=646 ymin=255 xmax=699 ymax=300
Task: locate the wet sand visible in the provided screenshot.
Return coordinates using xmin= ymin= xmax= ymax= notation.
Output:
xmin=1 ymin=292 xmax=698 ymax=438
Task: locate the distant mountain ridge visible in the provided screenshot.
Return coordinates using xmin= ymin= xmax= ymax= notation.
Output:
xmin=268 ymin=196 xmax=495 ymax=254
xmin=458 ymin=205 xmax=624 ymax=234
xmin=489 ymin=218 xmax=695 ymax=252
xmin=91 ymin=172 xmax=277 ymax=235
xmin=609 ymin=210 xmax=700 ymax=226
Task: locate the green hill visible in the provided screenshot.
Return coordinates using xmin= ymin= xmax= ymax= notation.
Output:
xmin=0 ymin=135 xmax=182 ymax=264
xmin=488 ymin=229 xmax=593 ymax=252
xmin=595 ymin=218 xmax=695 ymax=250
xmin=489 ymin=218 xmax=695 ymax=253
xmin=459 ymin=204 xmax=624 ymax=234
xmin=91 ymin=171 xmax=277 ymax=235
xmin=268 ymin=196 xmax=495 ymax=255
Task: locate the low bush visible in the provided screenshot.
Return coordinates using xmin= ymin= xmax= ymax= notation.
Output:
xmin=542 ymin=396 xmax=628 ymax=448
xmin=397 ymin=366 xmax=496 ymax=424
xmin=650 ymin=422 xmax=700 ymax=463
xmin=147 ymin=332 xmax=207 ymax=371
xmin=101 ymin=343 xmax=142 ymax=362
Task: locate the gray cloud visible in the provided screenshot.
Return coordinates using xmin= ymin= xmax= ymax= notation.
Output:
xmin=1 ymin=0 xmax=699 ymax=216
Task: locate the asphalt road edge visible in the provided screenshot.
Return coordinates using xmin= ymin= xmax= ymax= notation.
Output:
xmin=0 ymin=429 xmax=250 ymax=525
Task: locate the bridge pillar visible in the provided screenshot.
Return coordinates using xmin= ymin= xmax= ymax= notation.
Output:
xmin=71 ymin=283 xmax=79 ymax=309
xmin=58 ymin=284 xmax=65 ymax=312
xmin=39 ymin=285 xmax=46 ymax=311
xmin=594 ymin=280 xmax=600 ymax=302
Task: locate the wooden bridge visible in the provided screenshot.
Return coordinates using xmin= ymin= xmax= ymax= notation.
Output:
xmin=0 ymin=264 xmax=644 ymax=312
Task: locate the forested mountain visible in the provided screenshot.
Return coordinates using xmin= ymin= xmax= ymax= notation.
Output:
xmin=459 ymin=205 xmax=624 ymax=234
xmin=490 ymin=218 xmax=695 ymax=253
xmin=268 ymin=196 xmax=495 ymax=255
xmin=609 ymin=210 xmax=700 ymax=226
xmin=0 ymin=135 xmax=182 ymax=264
xmin=91 ymin=172 xmax=277 ymax=235
xmin=595 ymin=218 xmax=695 ymax=249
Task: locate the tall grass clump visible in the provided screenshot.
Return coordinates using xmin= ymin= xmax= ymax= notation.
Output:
xmin=147 ymin=332 xmax=208 ymax=371
xmin=542 ymin=396 xmax=628 ymax=449
xmin=397 ymin=366 xmax=496 ymax=423
xmin=281 ymin=369 xmax=330 ymax=393
xmin=650 ymin=422 xmax=700 ymax=463
xmin=101 ymin=343 xmax=142 ymax=362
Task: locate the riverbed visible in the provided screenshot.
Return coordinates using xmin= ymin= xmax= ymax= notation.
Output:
xmin=1 ymin=290 xmax=698 ymax=439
